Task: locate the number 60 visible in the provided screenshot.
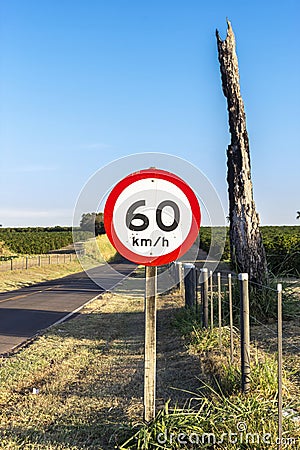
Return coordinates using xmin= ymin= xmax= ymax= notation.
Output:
xmin=126 ymin=200 xmax=180 ymax=232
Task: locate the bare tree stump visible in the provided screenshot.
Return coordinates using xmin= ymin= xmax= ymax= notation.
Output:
xmin=216 ymin=20 xmax=268 ymax=285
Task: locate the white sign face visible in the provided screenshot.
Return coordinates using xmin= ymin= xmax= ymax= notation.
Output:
xmin=113 ymin=177 xmax=193 ymax=258
xmin=104 ymin=168 xmax=201 ymax=266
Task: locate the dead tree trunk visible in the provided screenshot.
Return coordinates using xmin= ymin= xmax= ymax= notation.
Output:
xmin=216 ymin=21 xmax=268 ymax=285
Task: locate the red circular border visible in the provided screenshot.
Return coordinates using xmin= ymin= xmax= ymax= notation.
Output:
xmin=104 ymin=168 xmax=201 ymax=266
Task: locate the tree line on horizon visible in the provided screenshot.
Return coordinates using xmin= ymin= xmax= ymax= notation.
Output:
xmin=79 ymin=213 xmax=105 ymax=235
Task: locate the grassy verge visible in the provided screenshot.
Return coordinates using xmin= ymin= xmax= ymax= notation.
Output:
xmin=0 ymin=286 xmax=299 ymax=449
xmin=0 ymin=261 xmax=83 ymax=292
xmin=122 ymin=308 xmax=300 ymax=449
xmin=0 ymin=235 xmax=118 ymax=293
xmin=0 ymin=293 xmax=144 ymax=449
xmin=83 ymin=235 xmax=119 ymax=264
xmin=0 ymin=289 xmax=199 ymax=449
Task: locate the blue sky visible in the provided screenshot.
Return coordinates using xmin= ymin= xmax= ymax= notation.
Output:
xmin=0 ymin=0 xmax=299 ymax=226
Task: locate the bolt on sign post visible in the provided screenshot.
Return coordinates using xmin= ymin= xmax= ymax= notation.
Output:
xmin=104 ymin=168 xmax=201 ymax=422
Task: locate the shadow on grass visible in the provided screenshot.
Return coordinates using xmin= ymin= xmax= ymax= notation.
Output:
xmin=0 ymin=307 xmax=201 ymax=449
xmin=1 ymin=411 xmax=132 ymax=450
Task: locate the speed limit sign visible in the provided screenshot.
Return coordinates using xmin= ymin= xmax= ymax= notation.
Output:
xmin=104 ymin=168 xmax=201 ymax=266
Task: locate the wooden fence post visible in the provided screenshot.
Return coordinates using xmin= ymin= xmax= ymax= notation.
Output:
xmin=172 ymin=262 xmax=179 ymax=288
xmin=210 ymin=270 xmax=213 ymax=329
xmin=178 ymin=262 xmax=185 ymax=299
xmin=184 ymin=263 xmax=196 ymax=309
xmin=239 ymin=273 xmax=250 ymax=394
xmin=195 ymin=268 xmax=199 ymax=315
xmin=228 ymin=273 xmax=234 ymax=364
xmin=201 ymin=268 xmax=209 ymax=328
xmin=217 ymin=272 xmax=222 ymax=346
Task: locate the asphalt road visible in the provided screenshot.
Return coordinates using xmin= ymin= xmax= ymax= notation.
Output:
xmin=0 ymin=260 xmax=136 ymax=355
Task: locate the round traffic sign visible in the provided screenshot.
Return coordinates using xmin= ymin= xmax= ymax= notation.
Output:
xmin=104 ymin=168 xmax=201 ymax=266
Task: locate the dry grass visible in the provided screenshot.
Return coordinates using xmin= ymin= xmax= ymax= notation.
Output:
xmin=0 ymin=261 xmax=84 ymax=292
xmin=0 ymin=235 xmax=118 ymax=293
xmin=0 ymin=290 xmax=202 ymax=449
xmin=121 ymin=305 xmax=300 ymax=449
xmin=1 ymin=271 xmax=298 ymax=449
xmin=84 ymin=235 xmax=118 ymax=263
xmin=0 ymin=240 xmax=14 ymax=257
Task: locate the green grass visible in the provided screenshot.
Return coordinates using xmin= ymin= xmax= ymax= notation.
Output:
xmin=121 ymin=396 xmax=288 ymax=449
xmin=121 ymin=307 xmax=300 ymax=449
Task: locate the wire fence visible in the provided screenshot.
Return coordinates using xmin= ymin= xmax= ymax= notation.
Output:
xmin=204 ymin=270 xmax=300 ymax=366
xmin=0 ymin=253 xmax=78 ymax=272
xmin=170 ymin=262 xmax=300 ymax=447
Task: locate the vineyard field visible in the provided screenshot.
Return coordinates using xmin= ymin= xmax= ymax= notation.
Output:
xmin=0 ymin=226 xmax=299 ymax=276
xmin=200 ymin=225 xmax=300 ymax=276
xmin=0 ymin=227 xmax=93 ymax=256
